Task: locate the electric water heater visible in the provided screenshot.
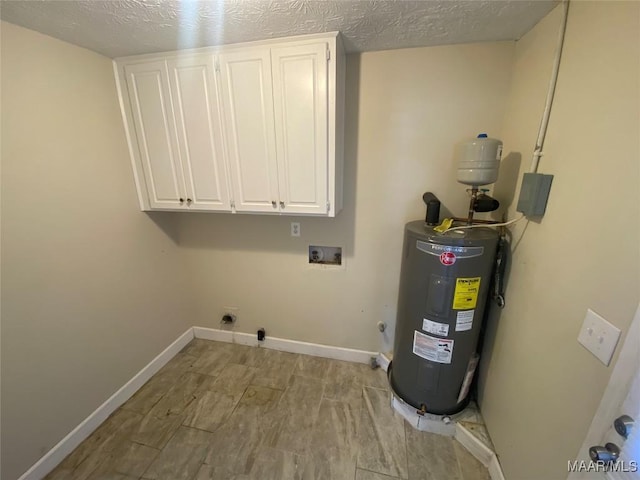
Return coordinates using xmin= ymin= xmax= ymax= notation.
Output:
xmin=389 ymin=221 xmax=499 ymax=414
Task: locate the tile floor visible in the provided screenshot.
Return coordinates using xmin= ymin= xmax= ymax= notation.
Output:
xmin=46 ymin=339 xmax=490 ymax=480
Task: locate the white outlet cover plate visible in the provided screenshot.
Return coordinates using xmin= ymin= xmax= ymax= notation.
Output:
xmin=291 ymin=222 xmax=300 ymax=237
xmin=577 ymin=309 xmax=621 ymax=366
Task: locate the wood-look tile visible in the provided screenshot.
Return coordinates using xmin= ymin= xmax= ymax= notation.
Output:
xmin=453 ymin=440 xmax=490 ymax=480
xmin=302 ymin=398 xmax=360 ymax=480
xmin=194 ymin=464 xmax=250 ymax=480
xmin=156 ymin=353 xmax=198 ymax=377
xmin=293 ymin=355 xmax=332 ymax=381
xmin=91 ymin=473 xmax=140 ymax=480
xmin=327 ymin=358 xmax=389 ymax=391
xmin=248 ymin=447 xmax=305 ymax=480
xmin=190 ymin=343 xmax=234 ymax=376
xmin=51 ymin=346 xmax=490 ymax=480
xmin=123 ymin=352 xmax=201 ymax=415
xmin=210 ymin=363 xmax=257 ymax=402
xmin=102 ymin=441 xmax=159 ymax=478
xmin=302 ymin=449 xmax=356 ymax=480
xmin=325 ymin=360 xmax=388 ymax=406
xmin=182 ymin=390 xmax=237 ymax=432
xmin=405 ymin=426 xmax=461 ymax=480
xmin=148 ymin=372 xmax=216 ymax=417
xmin=357 ymin=387 xmax=408 ymax=479
xmin=309 ymin=398 xmax=360 ymax=452
xmin=65 ymin=441 xmax=154 ymax=480
xmin=360 ymin=364 xmax=390 ymax=391
xmin=181 ymin=339 xmax=223 ymax=358
xmin=44 ymin=468 xmax=75 ymax=480
xmin=251 ymin=349 xmax=299 ymax=390
xmin=61 ymin=449 xmax=112 ymax=480
xmin=121 ymin=373 xmax=179 ymax=415
xmin=204 ymin=421 xmax=262 ymax=476
xmin=236 ymin=384 xmax=283 ymax=410
xmin=356 ymin=469 xmax=401 ymax=480
xmin=204 ymin=385 xmax=283 ymax=475
xmin=269 ymin=375 xmax=324 ymax=455
xmin=58 ymin=409 xmax=143 ymax=475
xmin=226 ymin=344 xmax=267 ymax=367
xmin=143 ymin=426 xmax=214 ymax=480
xmin=130 ymin=412 xmax=185 ymax=450
xmin=324 ymin=360 xmax=365 ymax=407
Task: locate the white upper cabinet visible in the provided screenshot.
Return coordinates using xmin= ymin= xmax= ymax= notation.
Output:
xmin=115 ymin=32 xmax=344 ymax=216
xmin=218 ymin=48 xmax=280 ymax=213
xmin=122 ymin=56 xmax=231 ymax=211
xmin=167 ymin=55 xmax=231 ymax=211
xmin=271 ymin=43 xmax=328 ymax=215
xmin=124 ymin=60 xmax=185 ymax=209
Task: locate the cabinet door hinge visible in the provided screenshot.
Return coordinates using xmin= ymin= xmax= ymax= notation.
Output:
xmin=215 ymin=60 xmax=220 ymax=73
xmin=326 ymin=201 xmax=330 ymax=212
xmin=230 ymin=200 xmax=235 ymax=210
xmin=326 ymin=50 xmax=331 ymax=61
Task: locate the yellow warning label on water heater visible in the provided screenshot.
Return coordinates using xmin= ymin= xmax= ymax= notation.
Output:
xmin=453 ymin=277 xmax=481 ymax=310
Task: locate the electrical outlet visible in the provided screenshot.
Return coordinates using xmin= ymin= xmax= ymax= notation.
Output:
xmin=577 ymin=309 xmax=621 ymax=366
xmin=291 ymin=222 xmax=300 ymax=237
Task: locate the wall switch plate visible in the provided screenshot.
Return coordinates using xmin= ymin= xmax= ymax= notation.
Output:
xmin=291 ymin=222 xmax=300 ymax=237
xmin=577 ymin=309 xmax=621 ymax=366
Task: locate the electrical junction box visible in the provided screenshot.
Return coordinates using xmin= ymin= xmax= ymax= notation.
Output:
xmin=516 ymin=173 xmax=554 ymax=216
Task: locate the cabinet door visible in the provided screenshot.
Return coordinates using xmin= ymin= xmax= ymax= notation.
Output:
xmin=124 ymin=61 xmax=186 ymax=209
xmin=167 ymin=55 xmax=231 ymax=211
xmin=271 ymin=43 xmax=328 ymax=215
xmin=218 ymin=49 xmax=280 ymax=213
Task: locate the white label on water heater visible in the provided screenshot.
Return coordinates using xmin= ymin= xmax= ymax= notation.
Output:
xmin=413 ymin=331 xmax=454 ymax=364
xmin=422 ymin=318 xmax=449 ymax=336
xmin=455 ymin=310 xmax=475 ymax=332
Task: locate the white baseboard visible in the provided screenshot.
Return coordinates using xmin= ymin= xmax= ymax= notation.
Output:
xmin=193 ymin=327 xmax=377 ymax=365
xmin=455 ymin=422 xmax=494 ymax=466
xmin=488 ymin=455 xmax=506 ymax=480
xmin=455 ymin=423 xmax=505 ymax=480
xmin=18 ymin=328 xmax=194 ymax=480
xmin=377 ymin=352 xmax=391 ymax=372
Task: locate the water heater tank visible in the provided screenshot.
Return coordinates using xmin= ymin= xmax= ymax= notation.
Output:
xmin=457 ymin=134 xmax=503 ymax=186
xmin=390 ymin=221 xmax=499 ymax=414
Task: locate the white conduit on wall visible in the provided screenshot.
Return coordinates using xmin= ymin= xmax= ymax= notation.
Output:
xmin=530 ymin=0 xmax=570 ymax=174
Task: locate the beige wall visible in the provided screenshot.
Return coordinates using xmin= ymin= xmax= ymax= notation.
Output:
xmin=478 ymin=2 xmax=640 ymax=479
xmin=0 ymin=22 xmax=192 ymax=480
xmin=178 ymin=41 xmax=515 ymax=352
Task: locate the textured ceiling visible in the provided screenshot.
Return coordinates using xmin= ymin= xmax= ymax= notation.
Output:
xmin=0 ymin=0 xmax=557 ymax=58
